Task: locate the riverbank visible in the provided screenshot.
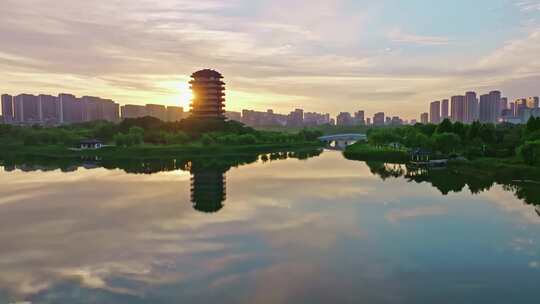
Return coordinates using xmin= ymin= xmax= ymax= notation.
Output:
xmin=344 ymin=142 xmax=540 ymax=181
xmin=343 ymin=143 xmax=409 ymax=163
xmin=0 ymin=142 xmax=324 ymax=160
xmin=449 ymin=157 xmax=540 ymax=181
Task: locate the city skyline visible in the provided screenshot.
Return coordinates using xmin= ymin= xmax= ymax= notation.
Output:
xmin=1 ymin=0 xmax=540 ymax=118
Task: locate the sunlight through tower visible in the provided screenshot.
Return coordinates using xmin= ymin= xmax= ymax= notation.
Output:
xmin=189 ymin=69 xmax=226 ymax=120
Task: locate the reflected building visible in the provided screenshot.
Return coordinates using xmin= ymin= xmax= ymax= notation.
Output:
xmin=189 ymin=167 xmax=227 ymax=213
xmin=0 ymin=148 xmax=323 ymax=214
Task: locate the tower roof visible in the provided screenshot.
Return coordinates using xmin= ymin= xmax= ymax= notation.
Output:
xmin=191 ymin=69 xmax=223 ymax=78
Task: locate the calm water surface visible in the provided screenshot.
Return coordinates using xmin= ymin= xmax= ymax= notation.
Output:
xmin=0 ymin=150 xmax=539 ymax=303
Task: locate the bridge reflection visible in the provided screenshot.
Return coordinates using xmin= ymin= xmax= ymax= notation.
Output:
xmin=319 ymin=133 xmax=367 ymax=150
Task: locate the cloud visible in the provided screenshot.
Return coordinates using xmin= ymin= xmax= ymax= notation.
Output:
xmin=385 ymin=206 xmax=447 ymax=224
xmin=388 ymin=29 xmax=452 ymax=46
xmin=515 ymin=0 xmax=540 ymax=12
xmin=0 ymin=0 xmax=539 ymax=119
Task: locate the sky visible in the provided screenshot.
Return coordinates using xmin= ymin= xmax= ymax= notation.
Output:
xmin=1 ymin=0 xmax=540 ymax=119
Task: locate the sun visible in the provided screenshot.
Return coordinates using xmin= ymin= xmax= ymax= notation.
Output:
xmin=177 ymin=81 xmax=193 ymax=109
xmin=156 ymin=80 xmax=193 ymax=109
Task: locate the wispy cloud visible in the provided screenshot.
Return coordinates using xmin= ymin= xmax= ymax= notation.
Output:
xmin=515 ymin=0 xmax=540 ymax=12
xmin=0 ymin=0 xmax=539 ymax=118
xmin=388 ymin=29 xmax=452 ymax=46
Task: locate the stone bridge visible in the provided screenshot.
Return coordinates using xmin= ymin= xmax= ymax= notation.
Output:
xmin=318 ymin=133 xmax=367 ymax=150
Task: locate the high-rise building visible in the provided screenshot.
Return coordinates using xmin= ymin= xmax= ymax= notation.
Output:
xmin=441 ymin=99 xmax=449 ymax=119
xmin=509 ymin=102 xmax=516 ymax=117
xmin=59 ymin=93 xmax=83 ymax=124
xmin=391 ymin=116 xmax=402 ymax=126
xmin=450 ymin=95 xmax=465 ymax=122
xmin=100 ymin=99 xmax=120 ymax=122
xmin=167 ymin=106 xmax=184 ymax=122
xmin=1 ymin=94 xmax=13 ymax=123
xmin=38 ymin=94 xmax=60 ymax=124
xmin=373 ymin=112 xmax=385 ymax=126
xmin=81 ymin=96 xmax=100 ymax=122
xmin=489 ymin=91 xmax=502 ymax=121
xmin=366 ymin=117 xmax=371 ymax=125
xmin=304 ymin=112 xmax=330 ymax=126
xmin=479 ymin=94 xmax=497 ymax=123
xmin=429 ymin=101 xmax=441 ymax=124
xmin=354 ymin=110 xmax=365 ymax=125
xmin=14 ymin=94 xmax=40 ymax=123
xmin=189 ymin=69 xmax=226 ymax=120
xmin=121 ymin=104 xmax=147 ymax=119
xmin=527 ymin=97 xmax=539 ymax=109
xmin=336 ymin=112 xmax=353 ymax=126
xmin=464 ymin=91 xmax=478 ymax=123
xmin=420 ymin=112 xmax=429 ymax=124
xmin=515 ymin=98 xmax=528 ymax=118
xmin=287 ymin=109 xmax=304 ymax=127
xmin=500 ymin=97 xmax=508 ymax=113
xmin=146 ymin=104 xmax=167 ymax=121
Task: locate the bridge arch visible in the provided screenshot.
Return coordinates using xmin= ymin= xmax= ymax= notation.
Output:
xmin=318 ymin=133 xmax=367 ymax=150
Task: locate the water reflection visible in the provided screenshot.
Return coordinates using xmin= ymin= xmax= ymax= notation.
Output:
xmin=366 ymin=161 xmax=540 ymax=207
xmin=1 ymin=150 xmax=539 ymax=303
xmin=0 ymin=148 xmax=323 ymax=214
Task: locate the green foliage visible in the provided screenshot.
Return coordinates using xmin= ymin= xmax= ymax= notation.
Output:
xmin=113 ymin=127 xmax=144 ymax=147
xmin=526 ymin=117 xmax=540 ymax=134
xmin=367 ymin=128 xmax=401 ymax=147
xmin=201 ymin=134 xmax=215 ymax=146
xmin=436 ymin=119 xmax=453 ymax=134
xmin=518 ymin=140 xmax=540 ymax=165
xmin=344 ymin=143 xmax=409 ymax=163
xmin=92 ymin=122 xmax=117 ymax=141
xmin=432 ymin=132 xmax=461 ymax=154
xmin=298 ymin=129 xmax=324 ymax=141
xmin=452 ymin=122 xmax=467 ymax=141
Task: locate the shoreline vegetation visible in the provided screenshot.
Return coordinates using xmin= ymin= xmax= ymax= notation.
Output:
xmin=0 ymin=141 xmax=323 ymax=159
xmin=0 ymin=116 xmax=324 ymax=160
xmin=344 ymin=117 xmax=540 ymax=179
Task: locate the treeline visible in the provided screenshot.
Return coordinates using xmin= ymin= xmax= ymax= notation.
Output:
xmin=0 ymin=116 xmax=324 ymax=147
xmin=365 ymin=117 xmax=540 ymax=165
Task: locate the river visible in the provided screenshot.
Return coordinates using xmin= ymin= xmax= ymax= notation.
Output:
xmin=0 ymin=149 xmax=539 ymax=303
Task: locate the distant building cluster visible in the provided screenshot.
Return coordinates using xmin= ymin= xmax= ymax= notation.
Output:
xmin=228 ymin=108 xmax=333 ymax=127
xmin=1 ymin=93 xmax=187 ymax=125
xmin=1 ymin=93 xmax=120 ymax=125
xmin=120 ymin=104 xmax=185 ymax=122
xmin=424 ymin=91 xmax=540 ymax=125
xmin=226 ymin=107 xmax=409 ymax=128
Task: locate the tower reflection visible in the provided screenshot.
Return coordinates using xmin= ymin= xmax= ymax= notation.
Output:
xmin=190 ymin=167 xmax=227 ymax=213
xmin=0 ymin=147 xmax=324 ymax=213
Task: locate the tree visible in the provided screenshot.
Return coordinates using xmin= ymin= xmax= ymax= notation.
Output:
xmin=526 ymin=117 xmax=540 ymax=134
xmin=432 ymin=132 xmax=461 ymax=154
xmin=93 ymin=122 xmax=116 ymax=141
xmin=201 ymin=134 xmax=215 ymax=146
xmin=452 ymin=122 xmax=467 ymax=141
xmin=467 ymin=121 xmax=481 ymax=141
xmin=298 ymin=129 xmax=323 ymax=141
xmin=237 ymin=134 xmax=257 ymax=145
xmin=478 ymin=123 xmax=496 ymax=144
xmin=436 ymin=119 xmax=453 ymax=134
xmin=518 ymin=140 xmax=540 ymax=165
xmin=113 ymin=133 xmax=127 ymax=147
xmin=368 ymin=129 xmax=400 ymax=148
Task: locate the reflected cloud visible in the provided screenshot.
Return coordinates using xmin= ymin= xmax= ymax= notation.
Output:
xmin=1 ymin=150 xmax=540 ymax=302
xmin=385 ymin=206 xmax=447 ymax=224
